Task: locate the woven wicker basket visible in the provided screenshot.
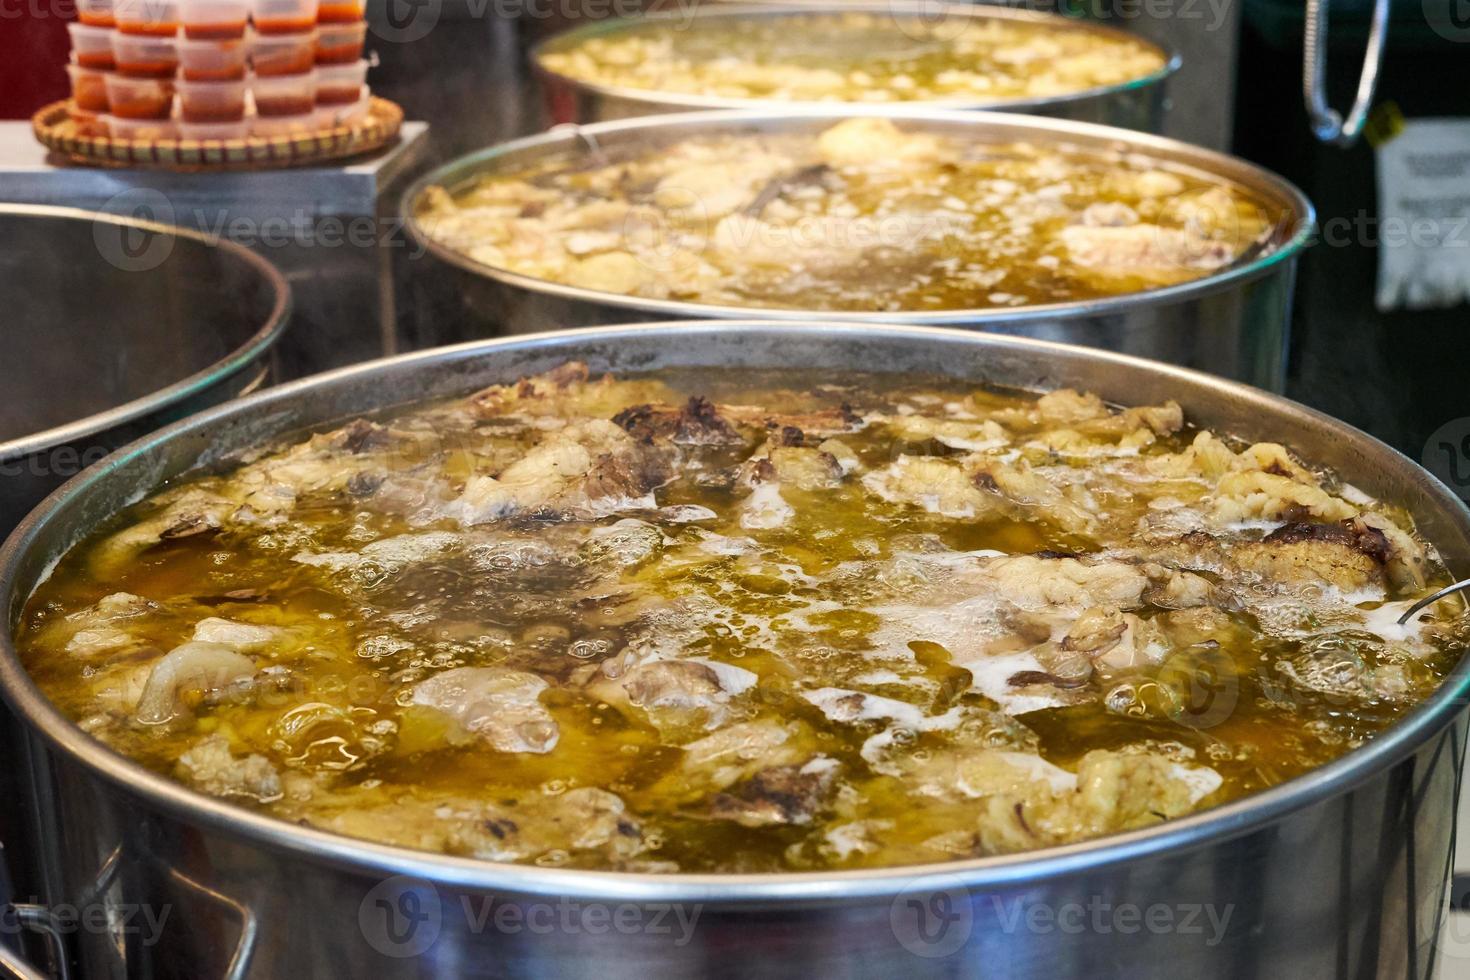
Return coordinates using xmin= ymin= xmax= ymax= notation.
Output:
xmin=32 ymin=97 xmax=404 ymax=172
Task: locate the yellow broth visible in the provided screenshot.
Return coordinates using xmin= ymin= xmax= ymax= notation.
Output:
xmin=537 ymin=11 xmax=1167 ymax=104
xmin=16 ymin=365 xmax=1465 ymax=872
xmin=416 ymin=119 xmax=1283 ymax=313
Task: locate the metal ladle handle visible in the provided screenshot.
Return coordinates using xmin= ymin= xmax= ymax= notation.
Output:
xmin=1398 ymin=578 xmax=1470 ymax=626
xmin=1302 ymin=0 xmax=1390 ymax=147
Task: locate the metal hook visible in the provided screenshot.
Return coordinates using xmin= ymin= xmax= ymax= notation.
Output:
xmin=1302 ymin=0 xmax=1390 ymax=148
xmin=1397 ymin=578 xmax=1470 ymax=626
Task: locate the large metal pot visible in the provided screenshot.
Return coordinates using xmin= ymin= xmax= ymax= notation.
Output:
xmin=0 ymin=203 xmax=290 ymax=979
xmin=0 ymin=323 xmax=1465 ymax=979
xmin=532 ymin=3 xmax=1179 ymax=132
xmin=401 ymin=108 xmax=1314 ymax=391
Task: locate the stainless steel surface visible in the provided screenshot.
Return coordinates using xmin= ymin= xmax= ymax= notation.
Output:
xmin=0 ymin=204 xmax=290 ymax=529
xmin=0 ymin=121 xmax=430 ymax=221
xmin=531 ymin=3 xmax=1179 ymax=133
xmin=401 ymin=107 xmax=1314 ymax=391
xmin=0 ymin=203 xmax=290 ymax=980
xmin=1302 ymin=0 xmax=1389 ymax=147
xmin=0 ymin=121 xmax=430 ymax=380
xmin=0 ymin=322 xmax=1467 ymax=978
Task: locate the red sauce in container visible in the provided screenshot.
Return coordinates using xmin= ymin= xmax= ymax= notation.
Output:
xmin=116 ymin=58 xmax=180 ymax=78
xmin=184 ymin=21 xmax=247 ymax=39
xmin=254 ymin=93 xmax=313 ymax=115
xmin=76 ymin=51 xmax=117 ymax=70
xmin=181 ymin=64 xmax=245 ymax=81
xmin=78 ymin=11 xmax=116 ymax=26
xmin=316 ymin=1 xmax=362 ymax=22
xmin=181 ymin=103 xmax=245 ymax=122
xmin=316 ymin=83 xmax=359 ymax=105
xmin=115 ymin=21 xmax=181 ymax=36
xmin=72 ymin=76 xmax=110 ymax=112
xmin=253 ymin=15 xmax=316 ymax=32
xmin=314 ymin=40 xmax=360 ymax=64
xmin=253 ymin=48 xmax=316 ymax=75
xmin=111 ymin=92 xmax=173 ymax=119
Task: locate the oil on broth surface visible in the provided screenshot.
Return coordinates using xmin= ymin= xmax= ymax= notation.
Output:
xmin=17 ymin=365 xmax=1465 ymax=872
xmin=537 ymin=11 xmax=1167 ymax=104
xmin=416 ymin=119 xmax=1281 ymax=314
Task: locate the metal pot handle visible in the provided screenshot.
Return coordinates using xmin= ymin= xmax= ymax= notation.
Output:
xmin=1302 ymin=0 xmax=1390 ymax=147
xmin=0 ymin=849 xmax=256 ymax=980
xmin=0 ymin=938 xmax=55 ymax=980
xmin=161 ymin=865 xmax=258 ymax=980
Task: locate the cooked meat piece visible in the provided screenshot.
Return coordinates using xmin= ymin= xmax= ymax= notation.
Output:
xmin=1264 ymin=519 xmax=1386 ymax=556
xmin=309 ymin=787 xmax=651 ymax=865
xmin=653 ymin=153 xmax=791 ymax=219
xmin=1210 ymin=471 xmax=1358 ymax=525
xmin=465 ymin=361 xmax=671 ymax=421
xmin=612 ymin=396 xmax=746 ymax=446
xmin=674 ymin=721 xmax=810 ymax=796
xmin=1031 ymin=401 xmax=1185 ymax=456
xmin=91 ymin=489 xmax=236 ymax=573
xmin=1229 ymin=520 xmax=1387 ymax=593
xmin=1059 ymin=750 xmax=1221 ymax=837
xmin=972 ymin=459 xmax=1097 ymax=533
xmin=900 ymin=747 xmax=1220 ymax=854
xmin=737 ymin=441 xmax=851 ymax=492
xmin=324 ymin=419 xmax=393 ymax=454
xmin=1061 ymin=222 xmax=1238 ymax=284
xmin=177 ymin=734 xmax=282 ymax=802
xmin=581 ymin=519 xmax=664 ymax=570
xmin=624 ymin=661 xmax=723 ymax=709
xmin=135 ymin=641 xmax=256 ymax=725
xmin=981 ymin=556 xmax=1150 ymax=613
xmin=227 ymin=420 xmax=436 ymax=521
xmin=588 ymin=648 xmax=756 ymax=731
xmin=709 ymin=757 xmax=839 ymax=827
xmin=293 ymin=530 xmax=464 ymax=578
xmin=1034 ymin=389 xmax=1109 ymax=425
xmin=1155 ymin=606 xmax=1247 ymax=648
xmin=803 ymin=687 xmax=932 ymax=727
xmin=740 ymin=480 xmax=795 ymax=530
xmin=1276 ymin=638 xmax=1421 ymax=702
xmin=883 ymin=414 xmax=1009 ymax=451
xmin=1350 ymin=512 xmax=1429 ymax=592
xmin=523 ymin=787 xmax=648 ymax=858
xmin=718 ymin=403 xmax=864 ymax=437
xmin=54 ymin=592 xmax=158 ymax=658
xmin=1063 ymin=608 xmax=1168 ymax=671
xmin=1142 ymin=564 xmax=1218 ymax=609
xmin=444 ymin=420 xmax=673 ymax=524
xmin=410 ymin=667 xmax=559 ymax=754
xmin=816 ymin=118 xmax=949 ymax=168
xmin=190 ymin=617 xmax=282 ymax=651
xmin=863 ymin=456 xmax=1002 ymax=518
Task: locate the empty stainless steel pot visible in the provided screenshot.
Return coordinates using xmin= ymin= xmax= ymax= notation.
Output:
xmin=0 ymin=203 xmax=289 ymax=980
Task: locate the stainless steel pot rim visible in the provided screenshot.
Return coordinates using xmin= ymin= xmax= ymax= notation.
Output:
xmin=2 ymin=321 xmax=1462 ymax=902
xmin=0 ymin=203 xmax=292 ymax=466
xmin=401 ymin=106 xmax=1316 ymax=325
xmin=529 ymin=1 xmax=1182 ymax=115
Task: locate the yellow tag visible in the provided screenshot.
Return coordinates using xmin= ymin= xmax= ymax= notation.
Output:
xmin=1365 ymin=101 xmax=1406 ymax=148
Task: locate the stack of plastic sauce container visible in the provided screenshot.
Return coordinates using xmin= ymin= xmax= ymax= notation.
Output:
xmin=104 ymin=0 xmax=182 ymax=139
xmin=248 ymin=0 xmax=318 ymax=136
xmin=312 ymin=0 xmax=370 ymax=130
xmin=176 ymin=0 xmax=249 ymax=139
xmin=62 ymin=0 xmax=372 ymax=140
